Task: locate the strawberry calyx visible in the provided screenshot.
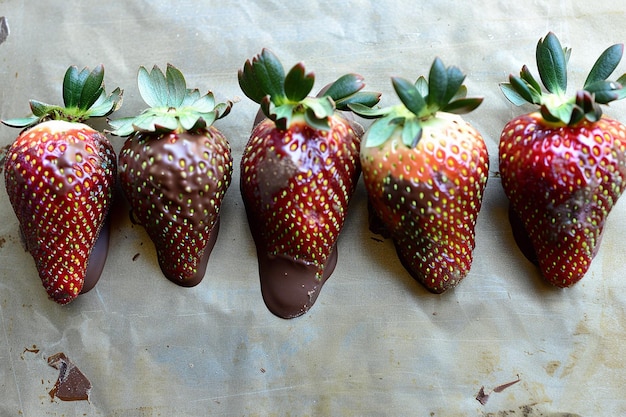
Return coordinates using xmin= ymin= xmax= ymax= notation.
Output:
xmin=238 ymin=48 xmax=380 ymax=131
xmin=108 ymin=64 xmax=232 ymax=136
xmin=2 ymin=65 xmax=122 ymax=129
xmin=350 ymin=57 xmax=482 ymax=148
xmin=500 ymin=32 xmax=626 ymax=126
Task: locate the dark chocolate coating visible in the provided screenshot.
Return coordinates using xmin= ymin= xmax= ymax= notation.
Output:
xmin=80 ymin=214 xmax=111 ymax=294
xmin=257 ymin=245 xmax=337 ymax=319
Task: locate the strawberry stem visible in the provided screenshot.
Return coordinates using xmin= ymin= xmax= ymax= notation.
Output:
xmin=238 ymin=48 xmax=380 ymax=130
xmin=350 ymin=57 xmax=482 ymax=148
xmin=2 ymin=65 xmax=122 ymax=129
xmin=108 ymin=64 xmax=231 ymax=137
xmin=500 ymin=32 xmax=626 ymax=126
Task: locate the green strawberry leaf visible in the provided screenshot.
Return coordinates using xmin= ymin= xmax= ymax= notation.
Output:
xmin=166 ymin=64 xmax=187 ymax=107
xmin=304 ymin=107 xmax=331 ymax=131
xmin=584 ymin=43 xmax=623 ymax=88
xmin=107 ymin=117 xmax=135 ymax=136
xmin=502 ymin=32 xmax=625 ymax=126
xmin=323 ymin=73 xmax=365 ymax=102
xmin=347 ymin=102 xmax=391 ymax=119
xmin=238 ymin=59 xmax=267 ymax=104
xmin=302 ymin=96 xmax=334 ymax=119
xmin=520 ymin=65 xmax=542 ymax=96
xmin=252 ymin=49 xmax=286 ymax=106
xmin=508 ymin=75 xmax=540 ymax=104
xmin=284 ymin=63 xmax=314 ymax=102
xmin=191 ymin=92 xmax=217 ymax=113
xmin=88 ymin=87 xmax=123 ymax=117
xmin=63 ymin=66 xmax=89 ymax=109
xmin=442 ymin=65 xmax=466 ymax=105
xmin=536 ymin=32 xmax=568 ymax=95
xmin=182 ymin=88 xmax=201 ymax=106
xmin=78 ymin=65 xmax=105 ymax=110
xmin=240 ymin=49 xmax=379 ymax=131
xmin=500 ymin=83 xmax=529 ymax=106
xmin=427 ymin=57 xmax=448 ymax=107
xmin=364 ymin=114 xmax=403 ymax=147
xmin=336 ymin=90 xmax=381 ymax=109
xmin=4 ymin=64 xmax=122 ymax=128
xmin=584 ymin=80 xmax=621 ymax=104
xmin=402 ymin=117 xmax=422 ymax=148
xmin=1 ymin=115 xmax=39 ymax=128
xmin=138 ymin=65 xmax=167 ymax=108
xmin=29 ymin=99 xmax=58 ymax=117
xmin=442 ymin=97 xmax=483 ymax=114
xmin=615 ymin=74 xmax=626 ymax=100
xmin=392 ymin=76 xmax=426 ymax=116
xmin=110 ymin=64 xmax=230 ymax=136
xmin=360 ymin=57 xmax=479 ymax=149
xmin=415 ymin=76 xmax=428 ymax=96
xmin=179 ymin=111 xmax=202 ymax=131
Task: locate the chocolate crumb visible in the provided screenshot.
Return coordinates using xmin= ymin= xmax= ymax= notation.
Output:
xmin=23 ymin=345 xmax=40 ymax=355
xmin=47 ymin=353 xmax=92 ymax=402
xmin=132 ymin=253 xmax=140 ymax=261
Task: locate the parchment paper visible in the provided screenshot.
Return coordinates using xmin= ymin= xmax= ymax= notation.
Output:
xmin=1 ymin=1 xmax=625 ymax=416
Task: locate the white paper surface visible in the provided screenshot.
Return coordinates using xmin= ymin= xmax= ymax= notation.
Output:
xmin=1 ymin=1 xmax=625 ymax=416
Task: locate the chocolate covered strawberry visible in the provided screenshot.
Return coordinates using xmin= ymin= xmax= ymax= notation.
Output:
xmin=109 ymin=64 xmax=233 ymax=287
xmin=351 ymin=58 xmax=488 ymax=293
xmin=238 ymin=49 xmax=380 ymax=318
xmin=499 ymin=32 xmax=626 ymax=287
xmin=2 ymin=65 xmax=122 ymax=304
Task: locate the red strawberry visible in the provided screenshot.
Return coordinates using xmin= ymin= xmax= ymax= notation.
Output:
xmin=238 ymin=49 xmax=380 ymax=318
xmin=2 ymin=65 xmax=122 ymax=304
xmin=110 ymin=64 xmax=233 ymax=287
xmin=499 ymin=32 xmax=626 ymax=287
xmin=351 ymin=58 xmax=488 ymax=293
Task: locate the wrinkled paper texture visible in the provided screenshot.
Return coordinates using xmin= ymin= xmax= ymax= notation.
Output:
xmin=1 ymin=1 xmax=625 ymax=416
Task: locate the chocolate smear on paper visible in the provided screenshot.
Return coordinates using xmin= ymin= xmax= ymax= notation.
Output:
xmin=476 ymin=375 xmax=521 ymax=405
xmin=47 ymin=353 xmax=92 ymax=402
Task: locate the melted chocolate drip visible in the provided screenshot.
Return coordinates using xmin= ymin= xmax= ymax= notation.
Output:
xmin=257 ymin=245 xmax=337 ymax=319
xmin=507 ymin=204 xmax=539 ymax=266
xmin=80 ymin=214 xmax=111 ymax=294
xmin=243 ymin=186 xmax=338 ymax=319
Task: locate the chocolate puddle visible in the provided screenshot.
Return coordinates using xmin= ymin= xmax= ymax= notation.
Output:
xmin=257 ymin=245 xmax=338 ymax=319
xmin=243 ymin=195 xmax=339 ymax=319
xmin=47 ymin=352 xmax=92 ymax=402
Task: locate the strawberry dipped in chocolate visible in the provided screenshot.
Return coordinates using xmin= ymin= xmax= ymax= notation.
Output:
xmin=110 ymin=64 xmax=233 ymax=287
xmin=351 ymin=58 xmax=488 ymax=293
xmin=238 ymin=49 xmax=380 ymax=318
xmin=499 ymin=32 xmax=626 ymax=287
xmin=2 ymin=65 xmax=122 ymax=304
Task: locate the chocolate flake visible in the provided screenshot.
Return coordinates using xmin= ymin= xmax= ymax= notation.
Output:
xmin=0 ymin=17 xmax=8 ymax=46
xmin=47 ymin=353 xmax=92 ymax=402
xmin=475 ymin=386 xmax=489 ymax=405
